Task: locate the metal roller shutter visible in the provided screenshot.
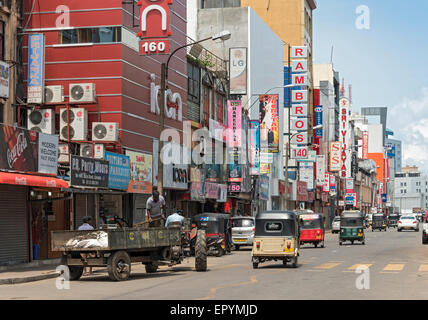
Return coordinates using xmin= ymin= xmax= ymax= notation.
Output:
xmin=0 ymin=185 xmax=28 ymax=265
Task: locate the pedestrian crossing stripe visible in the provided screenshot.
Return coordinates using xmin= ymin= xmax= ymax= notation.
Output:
xmin=347 ymin=264 xmax=372 ymax=270
xmin=418 ymin=265 xmax=428 ymax=272
xmin=315 ymin=262 xmax=342 ymax=269
xmin=383 ymin=264 xmax=405 ymax=271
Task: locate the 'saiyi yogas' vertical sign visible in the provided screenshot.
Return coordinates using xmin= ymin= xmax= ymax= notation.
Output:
xmin=27 ymin=34 xmax=45 ymax=104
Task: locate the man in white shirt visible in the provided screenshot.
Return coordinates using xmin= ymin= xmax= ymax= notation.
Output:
xmin=78 ymin=216 xmax=94 ymax=230
xmin=146 ymin=190 xmax=166 ymax=227
xmin=165 ymin=210 xmax=185 ymax=228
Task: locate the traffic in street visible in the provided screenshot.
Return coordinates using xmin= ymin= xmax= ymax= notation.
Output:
xmin=2 ymin=220 xmax=428 ymax=300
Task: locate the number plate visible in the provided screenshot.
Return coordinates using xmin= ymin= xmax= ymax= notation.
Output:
xmin=234 ymin=239 xmax=246 ymax=242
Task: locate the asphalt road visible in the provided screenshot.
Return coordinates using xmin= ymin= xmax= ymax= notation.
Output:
xmin=2 ymin=225 xmax=428 ymax=300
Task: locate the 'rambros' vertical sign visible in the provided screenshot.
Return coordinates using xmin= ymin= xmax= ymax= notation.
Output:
xmin=137 ymin=0 xmax=172 ymax=55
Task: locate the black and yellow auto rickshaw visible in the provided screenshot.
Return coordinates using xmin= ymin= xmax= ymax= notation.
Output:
xmin=193 ymin=213 xmax=232 ymax=256
xmin=388 ymin=213 xmax=400 ymax=228
xmin=372 ymin=213 xmax=387 ymax=232
xmin=339 ymin=211 xmax=365 ymax=245
xmin=251 ymin=211 xmax=300 ymax=268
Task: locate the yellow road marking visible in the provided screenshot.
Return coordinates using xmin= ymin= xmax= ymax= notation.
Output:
xmin=383 ymin=264 xmax=404 ymax=271
xmin=347 ymin=264 xmax=372 ymax=270
xmin=196 ymin=275 xmax=258 ymax=300
xmin=419 ymin=265 xmax=428 ymax=272
xmin=315 ymin=262 xmax=341 ymax=269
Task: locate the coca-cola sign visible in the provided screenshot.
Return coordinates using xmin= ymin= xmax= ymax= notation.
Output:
xmin=0 ymin=124 xmax=38 ymax=172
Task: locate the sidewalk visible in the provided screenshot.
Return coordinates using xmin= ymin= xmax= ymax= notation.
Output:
xmin=0 ymin=259 xmax=61 ymax=285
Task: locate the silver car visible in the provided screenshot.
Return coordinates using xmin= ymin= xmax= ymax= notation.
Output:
xmin=232 ymin=216 xmax=255 ymax=249
xmin=332 ymin=216 xmax=341 ymax=234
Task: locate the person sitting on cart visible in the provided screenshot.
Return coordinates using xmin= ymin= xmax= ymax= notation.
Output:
xmin=78 ymin=216 xmax=94 ymax=276
xmin=146 ymin=190 xmax=166 ymax=227
xmin=165 ymin=210 xmax=185 ymax=228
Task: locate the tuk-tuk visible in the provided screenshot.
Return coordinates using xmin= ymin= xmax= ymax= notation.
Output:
xmin=251 ymin=211 xmax=300 ymax=269
xmin=339 ymin=211 xmax=365 ymax=245
xmin=372 ymin=213 xmax=387 ymax=232
xmin=388 ymin=213 xmax=400 ymax=228
xmin=193 ymin=213 xmax=232 ymax=256
xmin=298 ymin=213 xmax=325 ymax=248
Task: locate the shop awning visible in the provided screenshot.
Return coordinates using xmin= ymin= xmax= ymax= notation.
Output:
xmin=0 ymin=172 xmax=69 ymax=188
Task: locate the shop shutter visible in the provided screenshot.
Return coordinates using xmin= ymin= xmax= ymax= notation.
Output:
xmin=187 ymin=101 xmax=200 ymax=123
xmin=0 ymin=185 xmax=28 ymax=265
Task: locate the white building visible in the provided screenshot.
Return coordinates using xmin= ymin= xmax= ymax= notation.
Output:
xmin=394 ymin=167 xmax=428 ymax=212
xmin=189 ymin=4 xmax=285 ymax=211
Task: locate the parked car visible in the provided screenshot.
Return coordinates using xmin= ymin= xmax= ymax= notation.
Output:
xmin=232 ymin=216 xmax=255 ymax=250
xmin=332 ymin=216 xmax=341 ymax=234
xmin=397 ymin=215 xmax=419 ymax=232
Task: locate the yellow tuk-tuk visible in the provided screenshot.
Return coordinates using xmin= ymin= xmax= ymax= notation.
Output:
xmin=251 ymin=211 xmax=300 ymax=269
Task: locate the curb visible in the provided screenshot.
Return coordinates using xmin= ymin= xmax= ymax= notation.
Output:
xmin=0 ymin=271 xmax=60 ymax=285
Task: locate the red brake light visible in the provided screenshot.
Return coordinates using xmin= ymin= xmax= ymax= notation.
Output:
xmin=398 ymin=221 xmax=402 ymax=224
xmin=256 ymin=241 xmax=260 ymax=248
xmin=413 ymin=221 xmax=417 ymax=224
xmin=252 ymin=227 xmax=255 ymax=232
xmin=287 ymin=242 xmax=291 ymax=249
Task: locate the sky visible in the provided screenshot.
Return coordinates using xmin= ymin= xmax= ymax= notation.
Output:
xmin=313 ymin=0 xmax=428 ymax=174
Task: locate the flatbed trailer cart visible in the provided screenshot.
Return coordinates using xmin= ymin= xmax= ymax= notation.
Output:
xmin=51 ymin=227 xmax=207 ymax=281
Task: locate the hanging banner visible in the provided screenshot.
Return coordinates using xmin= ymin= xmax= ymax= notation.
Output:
xmin=205 ymin=182 xmax=219 ymax=199
xmin=345 ymin=178 xmax=354 ymax=193
xmin=259 ymin=94 xmax=279 ymax=153
xmin=0 ymin=61 xmax=10 ymax=98
xmin=218 ymin=184 xmax=228 ymax=202
xmin=248 ymin=120 xmax=260 ymax=175
xmin=38 ymin=133 xmax=58 ymax=175
xmin=228 ymin=163 xmax=242 ymax=183
xmin=330 ymin=175 xmax=336 ymax=193
xmin=299 ymin=161 xmax=314 ymax=191
xmin=205 ymin=164 xmax=221 ymax=182
xmin=104 ymin=151 xmax=131 ymax=190
xmin=314 ymin=105 xmax=323 ymax=138
xmin=362 ymin=131 xmax=369 ymax=160
xmin=27 ymin=34 xmax=45 ymax=104
xmin=259 ymin=176 xmax=269 ymax=201
xmin=323 ymin=173 xmax=330 ymax=192
xmin=227 ymin=100 xmax=242 ymax=148
xmin=316 ymin=155 xmax=326 ymax=187
xmin=330 ymin=142 xmax=341 ymax=172
xmin=190 ymin=168 xmax=204 ymax=201
xmin=229 ymin=48 xmax=247 ymax=95
xmin=339 ymin=97 xmax=351 ymax=178
xmin=126 ymin=150 xmax=152 ymax=194
xmin=297 ymin=181 xmax=308 ymax=202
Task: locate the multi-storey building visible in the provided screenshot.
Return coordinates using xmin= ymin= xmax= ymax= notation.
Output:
xmin=394 ymin=166 xmax=428 ymax=212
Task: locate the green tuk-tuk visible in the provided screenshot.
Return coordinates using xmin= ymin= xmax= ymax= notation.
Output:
xmin=339 ymin=211 xmax=365 ymax=245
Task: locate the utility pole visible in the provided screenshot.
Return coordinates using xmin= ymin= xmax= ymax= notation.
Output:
xmin=157 ymin=63 xmax=166 ymax=196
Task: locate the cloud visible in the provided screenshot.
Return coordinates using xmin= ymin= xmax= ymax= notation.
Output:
xmin=389 ymin=88 xmax=428 ymax=173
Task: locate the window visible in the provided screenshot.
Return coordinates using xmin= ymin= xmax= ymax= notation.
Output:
xmin=58 ymin=27 xmax=121 ymax=44
xmin=265 ymin=222 xmax=282 ymax=232
xmin=0 ymin=21 xmax=4 ymax=61
xmin=232 ymin=219 xmax=254 ymax=228
xmin=187 ymin=62 xmax=200 ymax=104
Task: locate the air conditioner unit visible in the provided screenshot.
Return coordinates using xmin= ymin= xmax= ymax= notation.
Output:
xmin=58 ymin=144 xmax=70 ymax=163
xmin=92 ymin=122 xmax=119 ymax=142
xmin=80 ymin=143 xmax=105 ymax=159
xmin=69 ymin=83 xmax=96 ymax=103
xmin=27 ymin=109 xmax=55 ymax=134
xmin=45 ymin=85 xmax=64 ymax=103
xmin=59 ymin=108 xmax=88 ymax=141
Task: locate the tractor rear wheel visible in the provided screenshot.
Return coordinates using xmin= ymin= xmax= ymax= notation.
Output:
xmin=195 ymin=230 xmax=207 ymax=272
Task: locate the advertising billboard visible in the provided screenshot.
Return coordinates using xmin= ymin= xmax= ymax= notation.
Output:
xmin=27 ymin=34 xmax=45 ymax=104
xmin=126 ymin=150 xmax=152 ymax=194
xmin=227 ymin=100 xmax=242 ymax=148
xmin=229 ymin=48 xmax=247 ymax=95
xmin=330 ymin=142 xmax=341 ymax=172
xmin=104 ymin=151 xmax=131 ymax=190
xmin=259 ymin=94 xmax=279 ymax=153
xmin=248 ymin=120 xmax=260 ymax=175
